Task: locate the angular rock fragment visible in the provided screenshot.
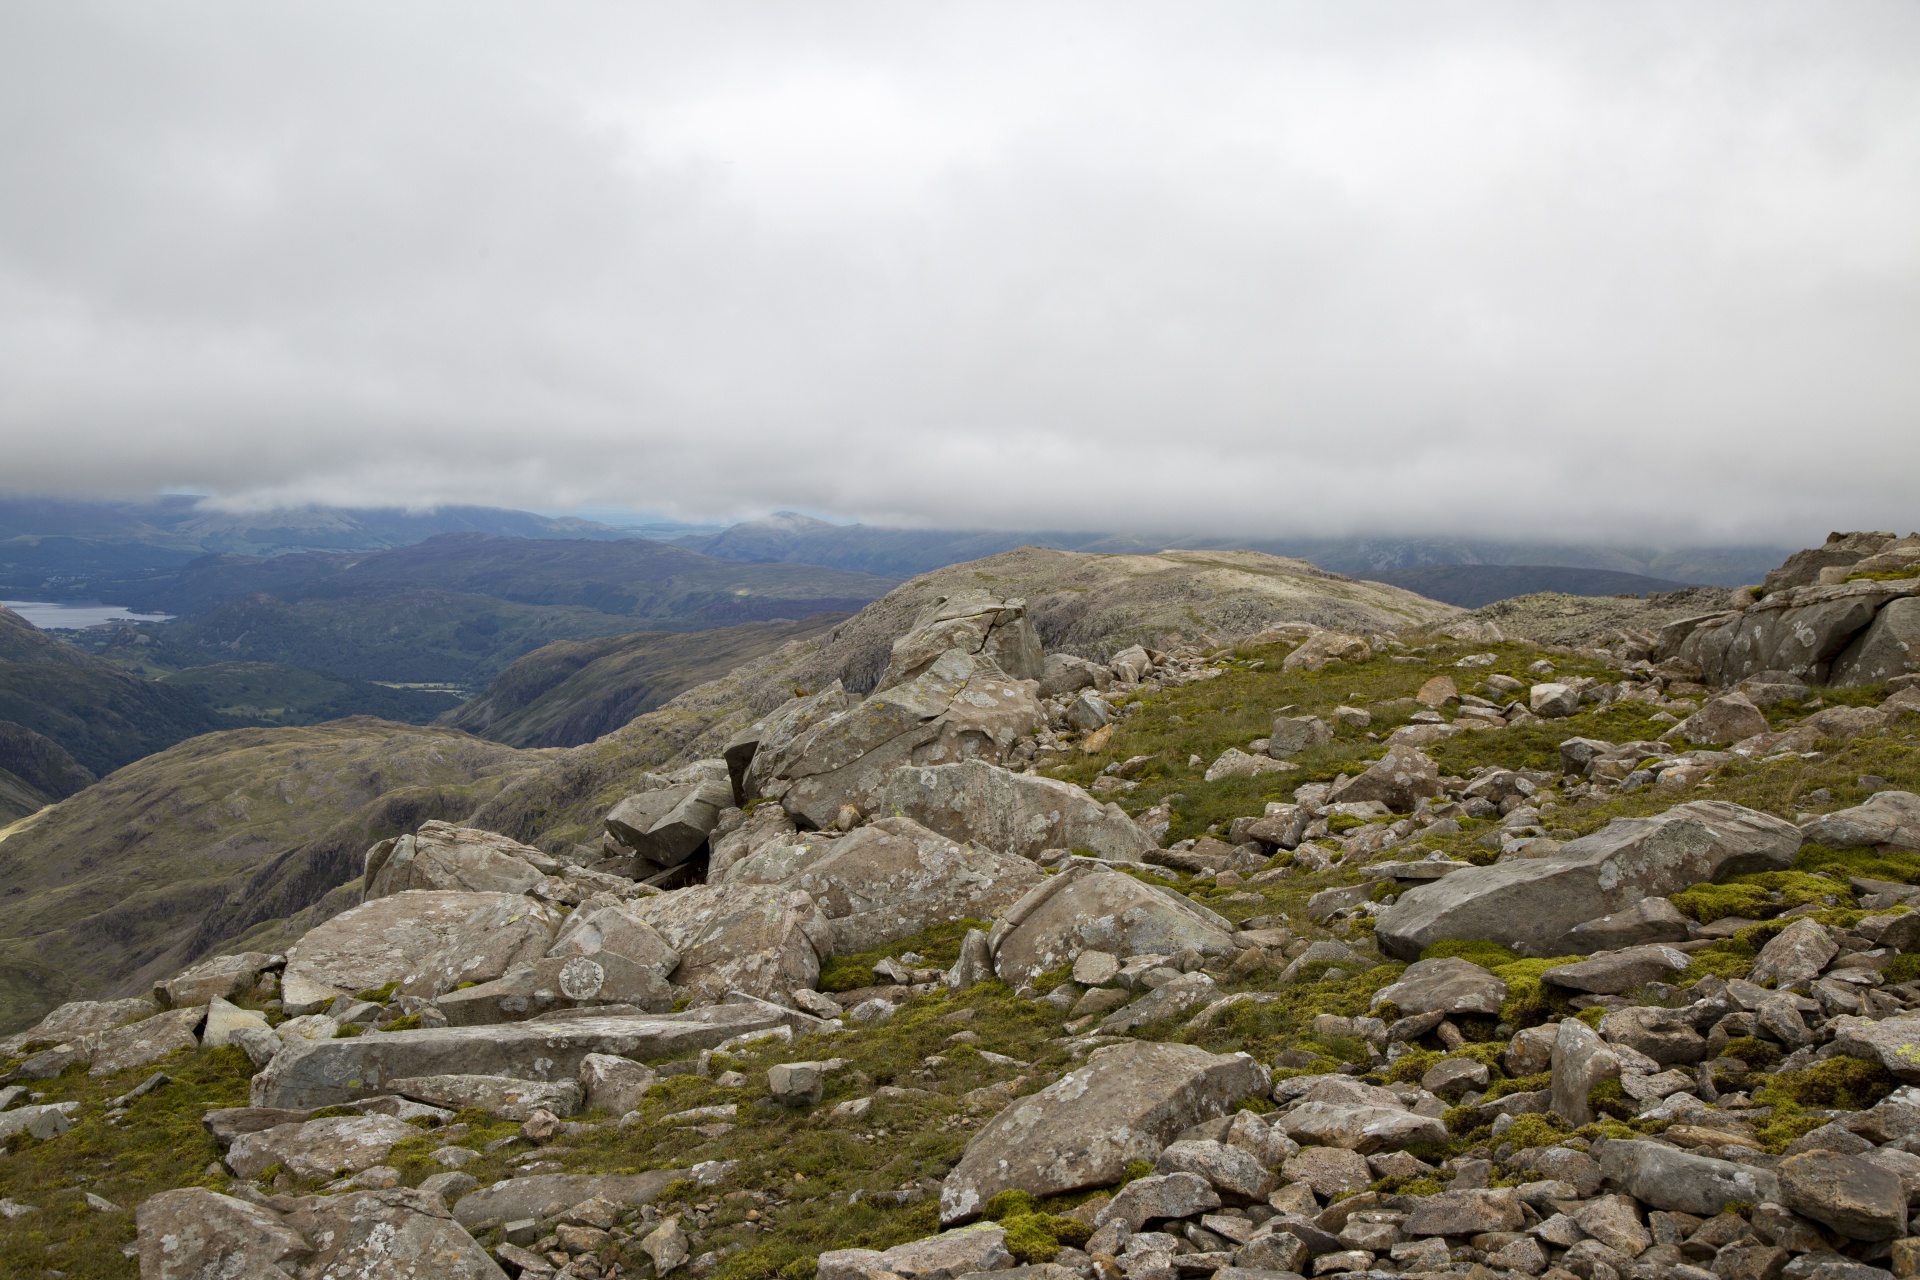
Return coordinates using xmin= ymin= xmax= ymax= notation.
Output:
xmin=1568 ymin=897 xmax=1693 ymax=949
xmin=1543 ymin=945 xmax=1691 ymax=995
xmin=1801 ymin=791 xmax=1920 ymax=853
xmin=386 ymin=1074 xmax=582 ymax=1120
xmin=226 ymin=1113 xmax=420 ymax=1180
xmin=880 ymin=759 xmax=1157 ymax=863
xmin=1370 ymin=957 xmax=1506 ymax=1016
xmin=631 ymin=883 xmax=830 ymax=1003
xmin=1777 ymin=1149 xmax=1909 ymax=1241
xmin=135 ymin=1188 xmax=310 ymax=1279
xmin=990 ymin=864 xmax=1238 ymax=985
xmin=605 ymin=777 xmax=734 ymax=870
xmin=1326 ymin=746 xmax=1443 ymax=813
xmin=155 ymin=952 xmax=279 ymax=1009
xmin=363 ymin=821 xmax=552 ymax=899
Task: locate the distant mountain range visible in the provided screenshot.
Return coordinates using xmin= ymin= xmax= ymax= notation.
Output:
xmin=1354 ymin=564 xmax=1701 ymax=609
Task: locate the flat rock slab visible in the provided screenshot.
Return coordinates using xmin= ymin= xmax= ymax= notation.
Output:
xmin=1370 ymin=957 xmax=1505 ymax=1016
xmin=1598 ymin=1139 xmax=1780 ymax=1216
xmin=881 ymin=759 xmax=1158 ymax=864
xmin=280 ymin=890 xmax=561 ymax=1015
xmin=226 ymin=1113 xmax=419 ymax=1180
xmin=939 ymin=1040 xmax=1267 ymax=1225
xmin=0 ymin=996 xmax=159 ymax=1057
xmin=730 ymin=815 xmax=1042 ymax=954
xmin=280 ymin=1187 xmax=503 ymax=1278
xmin=89 ymin=1007 xmax=205 ymax=1077
xmin=252 ymin=1004 xmax=804 ymax=1109
xmin=1542 ymin=945 xmax=1691 ymax=995
xmin=1802 ymin=791 xmax=1920 ymax=852
xmin=990 ymin=865 xmax=1239 ymax=985
xmin=135 ymin=1187 xmax=310 ymax=1279
xmin=451 ymin=1170 xmax=685 ymax=1229
xmin=388 ymin=1075 xmax=583 ymax=1120
xmin=1373 ymin=801 xmax=1802 ymax=959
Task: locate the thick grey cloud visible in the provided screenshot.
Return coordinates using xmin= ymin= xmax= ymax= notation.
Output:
xmin=1 ymin=2 xmax=1916 ymax=543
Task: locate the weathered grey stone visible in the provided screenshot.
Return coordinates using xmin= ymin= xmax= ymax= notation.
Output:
xmin=881 ymin=759 xmax=1157 ymax=864
xmin=1828 ymin=1014 xmax=1920 ymax=1080
xmin=1283 ymin=632 xmax=1369 ymax=673
xmin=1403 ymin=1188 xmax=1524 ymax=1236
xmin=632 ymin=883 xmax=830 ymax=1004
xmin=1551 ymin=1017 xmax=1620 ymax=1126
xmin=738 ymin=683 xmax=857 ymax=805
xmin=1100 ymin=972 xmax=1219 ymax=1034
xmin=1240 ymin=1233 xmax=1313 ymax=1273
xmin=1275 ymin=1101 xmax=1446 ymax=1153
xmin=1531 ymin=683 xmax=1582 ymax=718
xmin=939 ymin=1041 xmax=1268 ymax=1224
xmin=547 ymin=896 xmax=681 ymax=977
xmin=279 ymin=1187 xmax=504 ymax=1277
xmin=878 ymin=591 xmax=1044 ymax=692
xmin=1038 ymin=653 xmax=1108 ymax=699
xmin=990 ymin=865 xmax=1238 ymax=985
xmin=1676 ymin=694 xmax=1772 ymax=747
xmin=769 ymin=1061 xmax=830 ymax=1107
xmin=436 ymin=951 xmax=676 ymax=1024
xmin=1569 ymin=898 xmax=1693 ymax=949
xmin=710 ymin=804 xmax=800 ymax=880
xmin=1269 ymin=716 xmax=1334 ymax=759
xmin=1676 ymin=580 xmax=1919 ymax=686
xmin=1543 ymin=945 xmax=1692 ymax=995
xmin=1154 ymin=1139 xmax=1275 ymax=1201
xmin=364 ymin=821 xmax=550 ymax=899
xmin=606 ymin=778 xmax=734 ymax=869
xmin=135 ymin=1187 xmax=310 ymax=1280
xmin=1093 ymin=1172 xmax=1222 ymax=1231
xmin=450 ymin=1170 xmax=684 ymax=1229
xmin=1600 ymin=1005 xmax=1708 ymax=1065
xmin=1326 ymin=746 xmax=1442 ymax=813
xmin=1570 ymin=1195 xmax=1652 ymax=1256
xmin=252 ymin=1003 xmax=808 ymax=1108
xmin=88 ymin=1006 xmax=204 ymax=1077
xmin=0 ymin=996 xmax=158 ymax=1057
xmin=1801 ymin=791 xmax=1920 ymax=853
xmin=1374 ymin=801 xmax=1802 ymax=959
xmin=579 ymin=1053 xmax=657 ymax=1115
xmin=1281 ymin=1145 xmax=1372 ymax=1199
xmin=280 ymin=890 xmax=561 ymax=1015
xmin=774 ymin=649 xmax=1044 ymax=830
xmin=202 ymin=996 xmax=271 ymax=1049
xmin=1776 ymin=1149 xmax=1908 ymax=1241
xmin=1422 ymin=1058 xmax=1490 ymax=1096
xmin=387 ymin=1074 xmax=581 ymax=1120
xmin=155 ymin=952 xmax=279 ymax=1009
xmin=226 ymin=1113 xmax=419 ymax=1180
xmin=732 ymin=816 xmax=1042 ymax=955
xmin=1831 ymin=598 xmax=1920 ymax=687
xmin=1370 ymin=957 xmax=1506 ymax=1017
xmin=1750 ymin=918 xmax=1839 ymax=988
xmin=0 ymin=1102 xmax=77 ymax=1141
xmin=1512 ymin=1146 xmax=1600 ymax=1196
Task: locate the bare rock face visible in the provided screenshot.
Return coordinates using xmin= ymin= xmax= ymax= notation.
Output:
xmin=546 ymin=895 xmax=681 ymax=977
xmin=631 ymin=883 xmax=831 ymax=1004
xmin=728 ymin=815 xmax=1042 ymax=954
xmin=450 ymin=1170 xmax=684 ymax=1231
xmin=939 ymin=1041 xmax=1268 ymax=1225
xmin=1831 ymin=598 xmax=1920 ymax=686
xmin=605 ymin=776 xmax=735 ymax=871
xmin=989 ymin=864 xmax=1239 ymax=985
xmin=1675 ymin=579 xmax=1919 ymax=686
xmin=1373 ymin=801 xmax=1802 ymax=959
xmin=135 ymin=1187 xmax=311 ymax=1279
xmin=1801 ymin=791 xmax=1920 ymax=853
xmin=363 ymin=821 xmax=552 ymax=900
xmin=225 ymin=1112 xmax=419 ymax=1180
xmin=434 ymin=950 xmax=677 ymax=1024
xmin=252 ymin=1003 xmax=806 ymax=1109
xmin=1777 ymin=1150 xmax=1910 ymax=1241
xmin=765 ymin=648 xmax=1044 ymax=830
xmin=1541 ymin=945 xmax=1691 ymax=995
xmin=879 ymin=759 xmax=1158 ymax=864
xmin=877 ymin=590 xmax=1044 ymax=692
xmin=736 ymin=682 xmax=857 ymax=805
xmin=1550 ymin=1017 xmax=1620 ymax=1127
xmin=155 ymin=952 xmax=279 ymax=1009
xmin=280 ymin=890 xmax=562 ymax=1015
xmin=709 ymin=803 xmax=800 ymax=879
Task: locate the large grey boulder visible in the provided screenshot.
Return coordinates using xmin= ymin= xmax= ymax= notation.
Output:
xmin=1827 ymin=1015 xmax=1920 ymax=1081
xmin=1674 ymin=693 xmax=1771 ymax=746
xmin=728 ymin=816 xmax=1042 ymax=954
xmin=135 ymin=1187 xmax=311 ymax=1279
xmin=1373 ymin=801 xmax=1802 ymax=959
xmin=279 ymin=1188 xmax=504 ymax=1278
xmin=630 ymin=883 xmax=831 ymax=1003
xmin=1037 ymin=653 xmax=1108 ymax=699
xmin=251 ymin=1003 xmax=810 ymax=1108
xmin=709 ymin=803 xmax=800 ymax=879
xmin=605 ymin=776 xmax=735 ymax=870
xmin=1751 ymin=918 xmax=1839 ymax=988
xmin=1326 ymin=746 xmax=1443 ymax=813
xmin=1801 ymin=791 xmax=1920 ymax=853
xmin=1541 ymin=945 xmax=1691 ymax=995
xmin=1674 ymin=580 xmax=1919 ymax=686
xmin=450 ymin=1170 xmax=684 ymax=1230
xmin=879 ymin=759 xmax=1157 ymax=863
xmin=1777 ymin=1150 xmax=1909 ymax=1241
xmin=766 ymin=648 xmax=1044 ymax=830
xmin=1550 ymin=1018 xmax=1620 ymax=1126
xmin=988 ymin=864 xmax=1239 ymax=985
xmin=1831 ymin=598 xmax=1920 ymax=686
xmin=819 ymin=1226 xmax=1018 ymax=1280
xmin=155 ymin=952 xmax=278 ymax=1009
xmin=434 ymin=951 xmax=677 ymax=1024
xmin=1568 ymin=898 xmax=1692 ymax=949
xmin=280 ymin=890 xmax=562 ymax=1015
xmin=226 ymin=1113 xmax=419 ymax=1180
xmin=1369 ymin=957 xmax=1505 ymax=1017
xmin=547 ymin=895 xmax=681 ymax=977
xmin=386 ymin=1074 xmax=581 ymax=1120
xmin=88 ymin=1006 xmax=205 ymax=1076
xmin=363 ymin=821 xmax=551 ymax=899
xmin=737 ymin=682 xmax=857 ymax=805
xmin=878 ymin=591 xmax=1045 ymax=692
xmin=1598 ymin=1139 xmax=1780 ymax=1215
xmin=939 ymin=1041 xmax=1268 ymax=1225
xmin=0 ymin=996 xmax=158 ymax=1057
xmin=1763 ymin=533 xmax=1900 ymax=594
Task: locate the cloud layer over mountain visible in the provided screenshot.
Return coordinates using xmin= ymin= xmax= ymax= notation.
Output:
xmin=2 ymin=2 xmax=1916 ymax=543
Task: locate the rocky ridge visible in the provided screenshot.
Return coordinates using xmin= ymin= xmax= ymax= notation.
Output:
xmin=0 ymin=533 xmax=1917 ymax=1280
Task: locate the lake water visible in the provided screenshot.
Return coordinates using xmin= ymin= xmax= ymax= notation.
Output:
xmin=1 ymin=600 xmax=175 ymax=629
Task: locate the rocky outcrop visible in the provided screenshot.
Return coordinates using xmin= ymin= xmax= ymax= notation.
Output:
xmin=631 ymin=883 xmax=831 ymax=1004
xmin=939 ymin=1041 xmax=1268 ymax=1224
xmin=279 ymin=890 xmax=562 ymax=1015
xmin=1374 ymin=801 xmax=1802 ymax=959
xmin=878 ymin=759 xmax=1158 ymax=863
xmin=876 ymin=591 xmax=1044 ymax=691
xmin=362 ymin=821 xmax=552 ymax=899
xmin=604 ymin=774 xmax=735 ymax=871
xmin=1671 ymin=579 xmax=1920 ymax=687
xmin=727 ymin=815 xmax=1042 ymax=953
xmin=988 ymin=863 xmax=1240 ymax=984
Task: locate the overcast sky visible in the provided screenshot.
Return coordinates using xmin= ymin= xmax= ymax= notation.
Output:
xmin=1 ymin=2 xmax=1916 ymax=544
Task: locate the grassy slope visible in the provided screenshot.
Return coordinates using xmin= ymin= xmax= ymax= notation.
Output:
xmin=156 ymin=662 xmax=462 ymax=726
xmin=7 ymin=635 xmax=1912 ymax=1277
xmin=443 ymin=614 xmax=851 ymax=748
xmin=0 ymin=721 xmax=537 ymax=1033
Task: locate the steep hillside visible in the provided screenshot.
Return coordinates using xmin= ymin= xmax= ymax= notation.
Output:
xmin=443 ymin=613 xmax=851 ymax=748
xmin=0 ymin=607 xmax=227 ymax=775
xmin=0 ymin=720 xmax=94 ymax=821
xmin=1359 ymin=563 xmax=1698 ymax=607
xmin=156 ymin=662 xmax=462 ymax=726
xmin=0 ymin=719 xmax=538 ymax=1033
xmin=468 ymin=546 xmax=1459 ymax=847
